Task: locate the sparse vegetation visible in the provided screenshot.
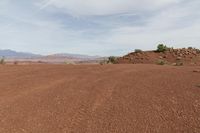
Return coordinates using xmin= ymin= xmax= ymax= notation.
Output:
xmin=135 ymin=49 xmax=142 ymax=53
xmin=107 ymin=56 xmax=118 ymax=64
xmin=157 ymin=44 xmax=168 ymax=52
xmin=0 ymin=57 xmax=5 ymax=65
xmin=99 ymin=59 xmax=108 ymax=65
xmin=157 ymin=59 xmax=166 ymax=65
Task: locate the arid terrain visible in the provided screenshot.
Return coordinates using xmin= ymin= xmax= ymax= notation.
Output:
xmin=117 ymin=48 xmax=200 ymax=65
xmin=0 ymin=64 xmax=200 ymax=133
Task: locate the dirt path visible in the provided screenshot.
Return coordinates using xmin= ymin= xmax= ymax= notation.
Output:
xmin=0 ymin=64 xmax=200 ymax=133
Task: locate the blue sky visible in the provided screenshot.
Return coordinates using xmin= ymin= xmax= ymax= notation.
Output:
xmin=0 ymin=0 xmax=200 ymax=56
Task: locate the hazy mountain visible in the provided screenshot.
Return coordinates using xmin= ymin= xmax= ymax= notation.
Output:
xmin=0 ymin=50 xmax=103 ymax=63
xmin=0 ymin=49 xmax=41 ymax=58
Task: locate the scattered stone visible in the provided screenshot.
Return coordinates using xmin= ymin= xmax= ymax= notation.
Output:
xmin=175 ymin=62 xmax=183 ymax=66
xmin=172 ymin=63 xmax=177 ymax=66
xmin=190 ymin=62 xmax=196 ymax=65
xmin=163 ymin=55 xmax=167 ymax=58
xmin=193 ymin=70 xmax=200 ymax=73
xmin=176 ymin=57 xmax=182 ymax=60
xmin=196 ymin=84 xmax=200 ymax=88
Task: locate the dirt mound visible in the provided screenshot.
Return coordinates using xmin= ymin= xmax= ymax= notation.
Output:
xmin=117 ymin=48 xmax=200 ymax=65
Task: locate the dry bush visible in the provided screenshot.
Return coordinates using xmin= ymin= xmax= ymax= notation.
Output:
xmin=0 ymin=57 xmax=5 ymax=65
xmin=157 ymin=59 xmax=166 ymax=65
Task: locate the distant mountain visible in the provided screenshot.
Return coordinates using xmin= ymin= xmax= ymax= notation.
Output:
xmin=0 ymin=49 xmax=103 ymax=63
xmin=0 ymin=49 xmax=41 ymax=58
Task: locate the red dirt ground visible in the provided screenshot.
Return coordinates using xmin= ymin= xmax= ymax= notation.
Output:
xmin=0 ymin=64 xmax=200 ymax=133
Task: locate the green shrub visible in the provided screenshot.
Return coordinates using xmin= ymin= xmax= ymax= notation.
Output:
xmin=107 ymin=56 xmax=117 ymax=64
xmin=135 ymin=49 xmax=143 ymax=53
xmin=157 ymin=44 xmax=168 ymax=52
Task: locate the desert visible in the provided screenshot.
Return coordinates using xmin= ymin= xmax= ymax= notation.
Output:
xmin=0 ymin=63 xmax=200 ymax=132
xmin=1 ymin=0 xmax=200 ymax=132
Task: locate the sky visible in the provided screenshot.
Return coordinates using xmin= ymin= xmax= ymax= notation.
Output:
xmin=0 ymin=0 xmax=200 ymax=56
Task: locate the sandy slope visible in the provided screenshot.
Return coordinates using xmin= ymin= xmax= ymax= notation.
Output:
xmin=0 ymin=64 xmax=200 ymax=133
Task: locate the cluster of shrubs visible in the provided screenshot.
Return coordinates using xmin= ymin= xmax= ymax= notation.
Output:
xmin=156 ymin=44 xmax=169 ymax=52
xmin=100 ymin=56 xmax=118 ymax=65
xmin=135 ymin=44 xmax=171 ymax=53
xmin=134 ymin=44 xmax=170 ymax=53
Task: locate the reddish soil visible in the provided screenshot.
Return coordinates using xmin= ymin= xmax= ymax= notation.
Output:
xmin=117 ymin=48 xmax=200 ymax=65
xmin=0 ymin=64 xmax=200 ymax=133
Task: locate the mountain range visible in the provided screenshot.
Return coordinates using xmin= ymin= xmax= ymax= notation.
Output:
xmin=0 ymin=49 xmax=103 ymax=63
xmin=0 ymin=49 xmax=100 ymax=59
xmin=0 ymin=49 xmax=41 ymax=58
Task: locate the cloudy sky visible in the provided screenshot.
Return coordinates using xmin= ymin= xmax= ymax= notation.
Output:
xmin=0 ymin=0 xmax=200 ymax=56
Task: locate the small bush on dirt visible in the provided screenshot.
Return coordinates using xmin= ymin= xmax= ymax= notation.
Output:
xmin=99 ymin=59 xmax=108 ymax=65
xmin=157 ymin=44 xmax=168 ymax=52
xmin=107 ymin=56 xmax=117 ymax=64
xmin=157 ymin=59 xmax=166 ymax=65
xmin=0 ymin=57 xmax=5 ymax=65
xmin=135 ymin=49 xmax=143 ymax=53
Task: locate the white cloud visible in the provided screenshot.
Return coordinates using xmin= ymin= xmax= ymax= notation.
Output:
xmin=38 ymin=0 xmax=182 ymax=16
xmin=0 ymin=0 xmax=200 ymax=56
xmin=103 ymin=0 xmax=200 ymax=54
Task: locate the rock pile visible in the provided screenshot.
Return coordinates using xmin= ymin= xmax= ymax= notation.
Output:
xmin=167 ymin=48 xmax=200 ymax=58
